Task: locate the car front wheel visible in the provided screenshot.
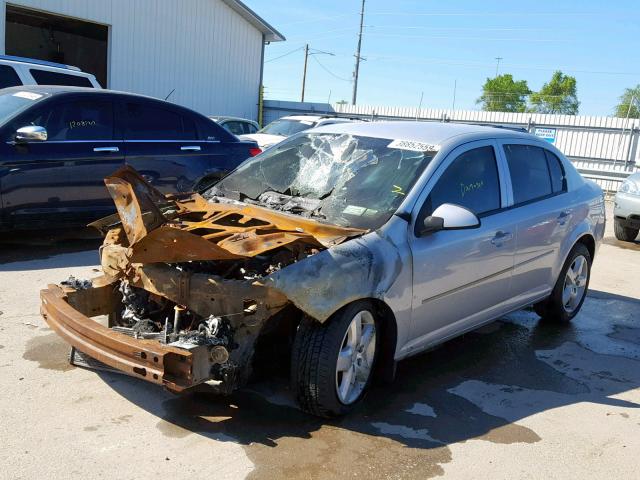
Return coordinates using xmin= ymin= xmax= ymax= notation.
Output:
xmin=534 ymin=243 xmax=591 ymax=323
xmin=291 ymin=301 xmax=379 ymax=417
xmin=614 ymin=218 xmax=639 ymax=242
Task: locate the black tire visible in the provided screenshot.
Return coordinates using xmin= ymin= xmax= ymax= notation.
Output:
xmin=290 ymin=300 xmax=379 ymax=417
xmin=534 ymin=243 xmax=591 ymax=323
xmin=614 ymin=218 xmax=639 ymax=242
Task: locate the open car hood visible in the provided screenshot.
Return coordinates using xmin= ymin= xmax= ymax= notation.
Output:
xmin=90 ymin=166 xmax=366 ymax=266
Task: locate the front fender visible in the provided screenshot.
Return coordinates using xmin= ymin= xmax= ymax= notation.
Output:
xmin=266 ymin=231 xmax=403 ymax=322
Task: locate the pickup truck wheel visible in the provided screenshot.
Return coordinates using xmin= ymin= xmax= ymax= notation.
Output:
xmin=614 ymin=218 xmax=639 ymax=242
xmin=291 ymin=301 xmax=379 ymax=417
xmin=534 ymin=243 xmax=591 ymax=323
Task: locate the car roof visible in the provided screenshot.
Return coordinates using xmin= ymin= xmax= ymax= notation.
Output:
xmin=0 ymin=54 xmax=84 ymax=72
xmin=0 ymin=85 xmax=178 ymax=103
xmin=310 ymin=120 xmax=537 ymax=145
xmin=282 ymin=115 xmax=324 ymax=121
xmin=210 ymin=116 xmax=257 ymax=123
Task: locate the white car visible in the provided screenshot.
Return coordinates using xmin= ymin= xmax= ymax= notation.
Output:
xmin=239 ymin=114 xmax=356 ymax=149
xmin=0 ymin=54 xmax=101 ymax=89
xmin=613 ymin=172 xmax=640 ymax=242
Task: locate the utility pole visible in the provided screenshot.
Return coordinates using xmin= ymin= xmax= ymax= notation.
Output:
xmin=452 ymin=79 xmax=457 ymax=110
xmin=494 ymin=57 xmax=503 ymax=77
xmin=351 ymin=0 xmax=365 ymax=105
xmin=301 ymin=44 xmax=309 ymax=102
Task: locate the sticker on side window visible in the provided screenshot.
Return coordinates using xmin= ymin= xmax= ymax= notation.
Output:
xmin=388 ymin=139 xmax=439 ymax=152
xmin=13 ymin=91 xmax=42 ymax=101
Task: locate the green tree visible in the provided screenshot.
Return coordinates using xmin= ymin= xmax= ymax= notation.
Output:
xmin=614 ymin=85 xmax=640 ymax=118
xmin=477 ymin=74 xmax=531 ymax=112
xmin=529 ymin=71 xmax=579 ymax=114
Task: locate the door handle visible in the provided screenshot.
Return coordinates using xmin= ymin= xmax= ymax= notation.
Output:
xmin=180 ymin=145 xmax=201 ymax=152
xmin=93 ymin=146 xmax=119 ymax=153
xmin=491 ymin=231 xmax=513 ymax=246
xmin=557 ymin=210 xmax=571 ymax=225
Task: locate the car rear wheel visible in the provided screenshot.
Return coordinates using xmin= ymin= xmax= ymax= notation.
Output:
xmin=291 ymin=301 xmax=378 ymax=417
xmin=534 ymin=243 xmax=591 ymax=323
xmin=614 ymin=218 xmax=639 ymax=242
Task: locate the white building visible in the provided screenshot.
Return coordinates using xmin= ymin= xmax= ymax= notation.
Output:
xmin=0 ymin=0 xmax=284 ymax=119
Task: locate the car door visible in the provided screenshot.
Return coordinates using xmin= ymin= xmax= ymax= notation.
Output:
xmin=406 ymin=140 xmax=519 ymax=351
xmin=0 ymin=95 xmax=123 ymax=227
xmin=122 ymin=100 xmax=228 ymax=193
xmin=500 ymin=141 xmax=571 ymax=304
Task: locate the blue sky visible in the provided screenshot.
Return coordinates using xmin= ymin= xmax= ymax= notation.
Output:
xmin=252 ymin=0 xmax=639 ymax=116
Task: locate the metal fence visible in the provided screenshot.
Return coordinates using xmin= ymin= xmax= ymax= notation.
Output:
xmin=263 ymin=100 xmax=640 ymax=193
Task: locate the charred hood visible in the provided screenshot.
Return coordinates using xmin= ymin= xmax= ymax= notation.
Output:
xmin=92 ymin=166 xmax=366 ymax=267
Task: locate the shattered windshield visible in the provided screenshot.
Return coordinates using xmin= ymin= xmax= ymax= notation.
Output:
xmin=207 ymin=133 xmax=436 ymax=230
xmin=258 ymin=119 xmax=314 ymax=136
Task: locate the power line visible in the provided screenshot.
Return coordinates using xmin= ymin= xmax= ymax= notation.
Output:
xmin=265 ymin=46 xmax=305 ymax=63
xmin=364 ymin=33 xmax=564 ymax=42
xmin=366 ymin=11 xmax=610 ymax=17
xmin=311 ymin=55 xmax=351 ymax=82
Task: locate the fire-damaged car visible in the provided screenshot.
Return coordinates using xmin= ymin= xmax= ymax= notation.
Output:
xmin=41 ymin=122 xmax=605 ymax=417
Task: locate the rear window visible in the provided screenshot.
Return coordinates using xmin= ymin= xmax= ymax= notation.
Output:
xmin=0 ymin=65 xmax=22 ymax=88
xmin=30 ymin=69 xmax=93 ymax=88
xmin=504 ymin=144 xmax=553 ymax=205
xmin=258 ymin=119 xmax=314 ymax=136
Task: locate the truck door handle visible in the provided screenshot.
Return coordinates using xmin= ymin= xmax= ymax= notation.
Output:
xmin=491 ymin=231 xmax=513 ymax=246
xmin=557 ymin=210 xmax=571 ymax=225
xmin=93 ymin=146 xmax=119 ymax=153
xmin=180 ymin=145 xmax=201 ymax=152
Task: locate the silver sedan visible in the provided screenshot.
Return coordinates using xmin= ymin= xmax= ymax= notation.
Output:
xmin=41 ymin=121 xmax=606 ymax=418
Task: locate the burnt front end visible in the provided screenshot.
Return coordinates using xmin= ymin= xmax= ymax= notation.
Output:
xmin=40 ymin=167 xmax=364 ymax=394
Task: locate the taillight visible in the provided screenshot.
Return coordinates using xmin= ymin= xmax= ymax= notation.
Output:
xmin=248 ymin=147 xmax=262 ymax=157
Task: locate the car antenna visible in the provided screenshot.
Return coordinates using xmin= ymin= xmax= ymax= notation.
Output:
xmin=164 ymin=88 xmax=176 ymax=101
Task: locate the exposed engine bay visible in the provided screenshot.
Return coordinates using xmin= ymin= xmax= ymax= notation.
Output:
xmin=41 ymin=166 xmax=367 ymax=394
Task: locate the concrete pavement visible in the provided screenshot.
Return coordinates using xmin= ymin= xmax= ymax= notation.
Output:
xmin=1 ymin=206 xmax=638 ymax=479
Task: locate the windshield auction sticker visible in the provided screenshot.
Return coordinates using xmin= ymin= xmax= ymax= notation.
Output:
xmin=13 ymin=91 xmax=43 ymax=101
xmin=388 ymin=139 xmax=439 ymax=152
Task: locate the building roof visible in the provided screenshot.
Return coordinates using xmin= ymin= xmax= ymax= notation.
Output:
xmin=221 ymin=0 xmax=285 ymax=42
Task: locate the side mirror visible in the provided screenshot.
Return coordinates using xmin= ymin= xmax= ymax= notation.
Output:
xmin=419 ymin=203 xmax=480 ymax=236
xmin=15 ymin=125 xmax=47 ymax=143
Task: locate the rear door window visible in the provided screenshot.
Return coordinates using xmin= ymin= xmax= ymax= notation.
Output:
xmin=124 ymin=102 xmax=197 ymax=140
xmin=0 ymin=65 xmax=22 ymax=88
xmin=504 ymin=144 xmax=553 ymax=205
xmin=424 ymin=145 xmax=502 ymax=217
xmin=30 ymin=69 xmax=93 ymax=88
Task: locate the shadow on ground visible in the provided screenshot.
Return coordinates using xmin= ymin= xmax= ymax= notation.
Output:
xmin=91 ymin=292 xmax=640 ymax=477
xmin=0 ymin=228 xmax=101 ymax=270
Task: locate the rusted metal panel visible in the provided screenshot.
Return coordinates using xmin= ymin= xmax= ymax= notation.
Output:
xmin=40 ymin=283 xmax=195 ymax=391
xmin=101 ymin=166 xmax=365 ymax=264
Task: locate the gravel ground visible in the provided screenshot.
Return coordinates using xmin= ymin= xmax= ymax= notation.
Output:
xmin=0 ymin=204 xmax=638 ymax=480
